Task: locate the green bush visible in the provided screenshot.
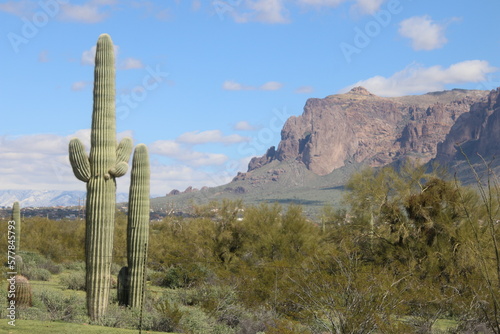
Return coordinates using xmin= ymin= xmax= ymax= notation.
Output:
xmin=35 ymin=289 xmax=88 ymax=322
xmin=39 ymin=260 xmax=62 ymax=274
xmin=59 ymin=271 xmax=86 ymax=291
xmin=23 ymin=267 xmax=51 ymax=281
xmin=154 ymin=263 xmax=211 ymax=289
xmin=95 ymin=303 xmax=142 ymax=329
xmin=153 ymin=299 xmax=184 ymax=332
xmin=64 ymin=261 xmax=86 ymax=271
xmin=19 ymin=251 xmax=61 ymax=280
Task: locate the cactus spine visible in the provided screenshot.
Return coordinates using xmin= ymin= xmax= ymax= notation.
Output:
xmin=11 ymin=202 xmax=20 ymax=252
xmin=68 ymin=33 xmax=132 ymax=320
xmin=126 ymin=144 xmax=150 ymax=308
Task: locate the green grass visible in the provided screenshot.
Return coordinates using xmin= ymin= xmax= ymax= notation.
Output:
xmin=0 ymin=319 xmax=171 ymax=333
xmin=433 ymin=318 xmax=459 ymax=332
xmin=0 ymin=273 xmax=178 ymax=334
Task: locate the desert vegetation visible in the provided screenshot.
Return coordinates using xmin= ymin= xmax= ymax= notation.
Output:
xmin=2 ymin=161 xmax=500 ymax=333
xmin=3 ymin=33 xmax=499 ymax=333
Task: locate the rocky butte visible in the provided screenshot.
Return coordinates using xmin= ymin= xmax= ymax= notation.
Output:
xmin=245 ymin=87 xmax=490 ymax=177
xmin=435 ymin=87 xmax=500 ymax=164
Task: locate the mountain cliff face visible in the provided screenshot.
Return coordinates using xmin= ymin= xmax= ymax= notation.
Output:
xmin=248 ymin=87 xmax=489 ymax=176
xmin=435 ymin=88 xmax=500 ymax=163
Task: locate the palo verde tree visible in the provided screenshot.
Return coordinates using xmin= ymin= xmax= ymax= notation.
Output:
xmin=69 ymin=33 xmax=133 ymax=320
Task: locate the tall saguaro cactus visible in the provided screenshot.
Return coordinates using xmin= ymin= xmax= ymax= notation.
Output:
xmin=127 ymin=144 xmax=150 ymax=308
xmin=69 ymin=34 xmax=132 ymax=320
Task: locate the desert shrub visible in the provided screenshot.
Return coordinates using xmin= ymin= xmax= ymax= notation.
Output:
xmin=59 ymin=271 xmax=86 ymax=291
xmin=23 ymin=267 xmax=51 ymax=281
xmin=178 ymin=283 xmax=244 ymax=328
xmin=36 ymin=289 xmax=87 ymax=322
xmin=16 ymin=306 xmax=50 ymax=321
xmin=20 ymin=251 xmax=61 ymax=280
xmin=39 ymin=260 xmax=62 ymax=274
xmin=235 ymin=309 xmax=274 ymax=334
xmin=95 ymin=303 xmax=142 ymax=329
xmin=64 ymin=261 xmax=86 ymax=271
xmin=153 ymin=299 xmax=184 ymax=332
xmin=154 ymin=263 xmax=211 ymax=288
xmin=178 ymin=305 xmax=235 ymax=334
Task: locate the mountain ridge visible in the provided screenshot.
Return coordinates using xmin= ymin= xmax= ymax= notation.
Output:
xmin=0 ymin=190 xmax=129 ymax=208
xmin=151 ymin=87 xmax=497 ymax=216
xmin=247 ymin=87 xmax=489 ymax=175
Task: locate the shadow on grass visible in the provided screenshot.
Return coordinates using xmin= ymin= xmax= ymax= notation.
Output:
xmin=320 ymin=185 xmax=346 ymax=191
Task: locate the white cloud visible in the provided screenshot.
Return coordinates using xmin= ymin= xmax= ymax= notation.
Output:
xmin=341 ymin=60 xmax=498 ymax=97
xmin=222 ymin=80 xmax=283 ymax=91
xmin=0 ymin=0 xmax=117 ymax=23
xmin=81 ymin=46 xmax=97 ymax=65
xmin=296 ymin=0 xmax=345 ymax=7
xmin=0 ymin=130 xmax=241 ymax=195
xmin=147 ymin=140 xmax=180 ymax=156
xmin=177 ymin=130 xmax=249 ymax=145
xmin=0 ymin=132 xmax=81 ymax=191
xmin=297 ymin=0 xmax=384 ymax=14
xmin=92 ymin=0 xmax=118 ymax=5
xmin=233 ymin=121 xmax=257 ymax=131
xmin=149 ymin=140 xmax=229 ymax=166
xmin=351 ymin=0 xmax=385 ymax=15
xmin=232 ymin=0 xmax=289 ymax=24
xmin=0 ymin=0 xmax=36 ymax=16
xmin=294 ymin=86 xmax=314 ymax=94
xmin=120 ymin=58 xmax=144 ymax=70
xmin=260 ymin=81 xmax=283 ymax=91
xmin=398 ymin=15 xmax=448 ymax=51
xmin=0 ymin=129 xmax=135 ymax=192
xmin=150 ymin=162 xmax=235 ymax=195
xmin=222 ymin=80 xmax=250 ymax=91
xmin=60 ymin=0 xmax=114 ymax=24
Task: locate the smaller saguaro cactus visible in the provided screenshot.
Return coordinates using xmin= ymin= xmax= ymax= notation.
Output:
xmin=7 ymin=275 xmax=32 ymax=308
xmin=126 ymin=144 xmax=150 ymax=308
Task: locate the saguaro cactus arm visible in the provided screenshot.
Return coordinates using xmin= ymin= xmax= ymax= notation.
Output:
xmin=69 ymin=138 xmax=91 ymax=182
xmin=109 ymin=137 xmax=133 ymax=177
xmin=116 ymin=137 xmax=133 ymax=164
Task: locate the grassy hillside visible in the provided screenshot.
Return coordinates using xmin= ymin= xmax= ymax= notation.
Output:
xmin=150 ymin=159 xmax=364 ymax=218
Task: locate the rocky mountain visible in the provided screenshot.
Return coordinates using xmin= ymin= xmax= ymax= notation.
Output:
xmin=0 ymin=190 xmax=128 ymax=208
xmin=152 ymin=87 xmax=497 ymax=217
xmin=247 ymin=87 xmax=489 ymax=177
xmin=435 ymin=87 xmax=500 ymax=163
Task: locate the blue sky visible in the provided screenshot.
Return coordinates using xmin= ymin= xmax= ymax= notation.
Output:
xmin=1 ymin=0 xmax=499 ymax=196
